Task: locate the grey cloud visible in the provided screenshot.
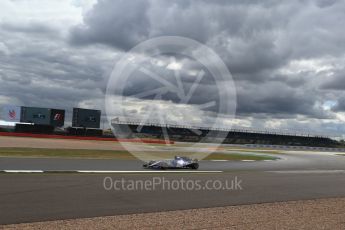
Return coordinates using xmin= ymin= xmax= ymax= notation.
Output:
xmin=0 ymin=27 xmax=114 ymax=112
xmin=321 ymin=70 xmax=345 ymax=90
xmin=1 ymin=21 xmax=59 ymax=36
xmin=236 ymin=81 xmax=331 ymax=119
xmin=70 ymin=0 xmax=344 ymax=120
xmin=70 ymin=0 xmax=150 ymax=50
xmin=1 ymin=0 xmax=345 ymax=136
xmin=332 ymin=98 xmax=345 ymax=112
xmin=70 ymin=0 xmax=345 ymax=80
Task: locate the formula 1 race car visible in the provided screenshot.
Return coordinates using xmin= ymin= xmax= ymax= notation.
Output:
xmin=143 ymin=156 xmax=199 ymax=170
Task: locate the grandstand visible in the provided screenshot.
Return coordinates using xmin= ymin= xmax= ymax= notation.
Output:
xmin=112 ymin=118 xmax=338 ymax=147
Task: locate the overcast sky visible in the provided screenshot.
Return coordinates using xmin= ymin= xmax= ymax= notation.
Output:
xmin=0 ymin=0 xmax=345 ymax=138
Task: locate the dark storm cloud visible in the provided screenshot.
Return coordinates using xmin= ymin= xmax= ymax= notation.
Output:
xmin=70 ymin=0 xmax=345 ymax=75
xmin=67 ymin=0 xmax=345 ymax=121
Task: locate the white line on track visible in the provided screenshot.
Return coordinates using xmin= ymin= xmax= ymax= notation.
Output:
xmin=0 ymin=170 xmax=223 ymax=173
xmin=77 ymin=170 xmax=223 ymax=173
xmin=3 ymin=170 xmax=44 ymax=173
xmin=241 ymin=160 xmax=256 ymax=162
xmin=267 ymin=170 xmax=345 ymax=174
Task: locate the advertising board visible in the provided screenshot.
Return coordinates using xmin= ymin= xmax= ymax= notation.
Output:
xmin=50 ymin=109 xmax=65 ymax=127
xmin=1 ymin=105 xmax=21 ymax=122
xmin=21 ymin=107 xmax=51 ymax=125
xmin=72 ymin=108 xmax=101 ymax=128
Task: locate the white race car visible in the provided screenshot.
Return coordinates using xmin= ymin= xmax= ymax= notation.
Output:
xmin=143 ymin=156 xmax=199 ymax=170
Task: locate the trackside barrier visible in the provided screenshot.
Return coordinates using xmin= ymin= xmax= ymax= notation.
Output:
xmin=244 ymin=144 xmax=345 ymax=152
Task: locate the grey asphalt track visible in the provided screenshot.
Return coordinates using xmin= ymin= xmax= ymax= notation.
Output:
xmin=1 ymin=172 xmax=345 ymax=225
xmin=1 ymin=150 xmax=345 ymax=171
xmin=1 ymin=150 xmax=345 ymax=225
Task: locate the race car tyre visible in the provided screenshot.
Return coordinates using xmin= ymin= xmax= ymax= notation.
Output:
xmin=190 ymin=163 xmax=199 ymax=170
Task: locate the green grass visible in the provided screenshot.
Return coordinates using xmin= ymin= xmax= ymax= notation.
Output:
xmin=225 ymin=149 xmax=283 ymax=155
xmin=0 ymin=148 xmax=136 ymax=160
xmin=0 ymin=147 xmax=278 ymax=161
xmin=204 ymin=153 xmax=277 ymax=161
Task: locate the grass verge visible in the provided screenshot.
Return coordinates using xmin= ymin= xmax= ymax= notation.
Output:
xmin=0 ymin=148 xmax=278 ymax=161
xmin=0 ymin=148 xmax=136 ymax=160
xmin=204 ymin=153 xmax=277 ymax=161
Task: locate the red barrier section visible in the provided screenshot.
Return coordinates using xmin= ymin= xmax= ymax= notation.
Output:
xmin=0 ymin=132 xmax=174 ymax=144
